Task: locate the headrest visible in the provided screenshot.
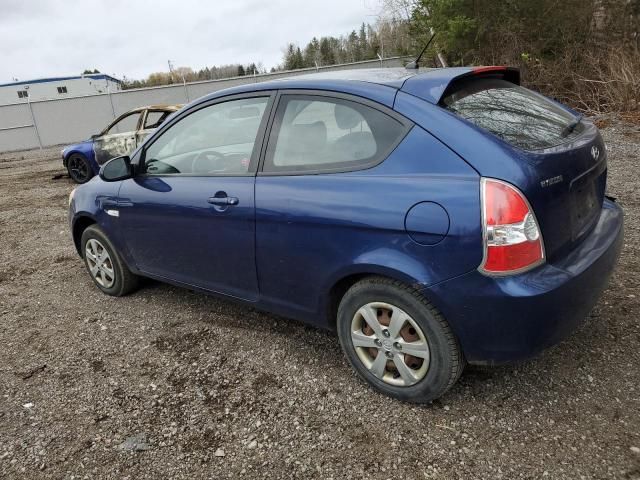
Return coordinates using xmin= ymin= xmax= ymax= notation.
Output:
xmin=334 ymin=104 xmax=363 ymax=130
xmin=289 ymin=121 xmax=327 ymax=151
xmin=275 ymin=121 xmax=327 ymax=166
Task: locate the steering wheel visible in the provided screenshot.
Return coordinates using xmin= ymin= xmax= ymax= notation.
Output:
xmin=191 ymin=150 xmax=226 ymax=174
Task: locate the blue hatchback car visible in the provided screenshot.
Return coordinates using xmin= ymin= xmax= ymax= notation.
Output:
xmin=68 ymin=67 xmax=623 ymax=402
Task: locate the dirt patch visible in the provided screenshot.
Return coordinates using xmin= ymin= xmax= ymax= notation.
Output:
xmin=0 ymin=128 xmax=639 ymax=479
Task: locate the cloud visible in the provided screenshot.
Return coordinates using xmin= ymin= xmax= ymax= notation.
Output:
xmin=0 ymin=0 xmax=380 ymax=83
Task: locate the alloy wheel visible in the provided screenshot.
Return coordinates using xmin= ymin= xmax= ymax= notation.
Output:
xmin=350 ymin=302 xmax=430 ymax=387
xmin=68 ymin=156 xmax=90 ymax=183
xmin=85 ymin=239 xmax=115 ymax=288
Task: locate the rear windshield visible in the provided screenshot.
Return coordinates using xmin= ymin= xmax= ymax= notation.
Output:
xmin=442 ymin=78 xmax=583 ymax=151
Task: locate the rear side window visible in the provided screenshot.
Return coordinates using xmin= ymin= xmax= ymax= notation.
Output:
xmin=263 ymin=95 xmax=407 ymax=173
xmin=144 ymin=110 xmax=171 ymax=130
xmin=442 ymin=78 xmax=583 ymax=151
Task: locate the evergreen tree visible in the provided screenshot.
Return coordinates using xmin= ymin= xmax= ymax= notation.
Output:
xmin=303 ymin=37 xmax=321 ymax=67
xmin=359 ymin=23 xmax=368 ymax=58
xmin=319 ymin=37 xmax=336 ymax=65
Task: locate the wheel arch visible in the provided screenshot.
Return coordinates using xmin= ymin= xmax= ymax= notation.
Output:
xmin=323 ymin=264 xmax=430 ymax=330
xmin=64 ymin=150 xmax=81 ymax=169
xmin=64 ymin=149 xmax=88 ymax=163
xmin=72 ymin=214 xmax=97 ymax=256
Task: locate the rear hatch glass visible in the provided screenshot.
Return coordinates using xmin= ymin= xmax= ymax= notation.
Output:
xmin=442 ymin=78 xmax=584 ymax=151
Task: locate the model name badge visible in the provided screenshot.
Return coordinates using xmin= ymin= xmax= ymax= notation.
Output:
xmin=540 ymin=175 xmax=563 ymax=188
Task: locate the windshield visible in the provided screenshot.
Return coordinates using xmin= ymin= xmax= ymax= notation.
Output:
xmin=442 ymin=78 xmax=583 ymax=151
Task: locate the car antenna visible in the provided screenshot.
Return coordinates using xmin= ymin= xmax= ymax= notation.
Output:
xmin=405 ymin=32 xmax=437 ymax=70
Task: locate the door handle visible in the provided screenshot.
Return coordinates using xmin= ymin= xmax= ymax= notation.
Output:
xmin=208 ymin=195 xmax=239 ymax=206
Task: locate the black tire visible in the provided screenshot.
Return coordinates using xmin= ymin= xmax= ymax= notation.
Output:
xmin=67 ymin=153 xmax=94 ymax=184
xmin=80 ymin=224 xmax=139 ymax=296
xmin=337 ymin=276 xmax=464 ymax=403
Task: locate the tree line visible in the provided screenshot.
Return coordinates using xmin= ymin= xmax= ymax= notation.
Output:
xmin=120 ymin=18 xmax=411 ymax=90
xmin=406 ymin=0 xmax=639 ymax=111
xmin=118 ymin=1 xmax=638 ymax=112
xmin=281 ymin=20 xmax=411 ymax=70
xmin=121 ymin=63 xmax=265 ymax=89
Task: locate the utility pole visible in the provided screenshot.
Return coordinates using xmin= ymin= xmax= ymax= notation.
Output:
xmin=106 ymin=79 xmax=117 ymax=121
xmin=24 ymin=86 xmax=43 ymax=150
xmin=168 ymin=60 xmax=189 ymax=102
xmin=182 ymin=75 xmax=189 ymax=102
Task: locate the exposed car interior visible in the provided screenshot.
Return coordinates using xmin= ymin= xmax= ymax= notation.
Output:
xmin=144 ymin=110 xmax=173 ymax=129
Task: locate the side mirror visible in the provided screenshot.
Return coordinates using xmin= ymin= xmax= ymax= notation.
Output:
xmin=100 ymin=155 xmax=133 ymax=182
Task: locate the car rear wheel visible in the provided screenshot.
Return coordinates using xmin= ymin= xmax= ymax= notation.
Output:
xmin=81 ymin=225 xmax=139 ymax=296
xmin=337 ymin=277 xmax=464 ymax=403
xmin=67 ymin=153 xmax=94 ymax=184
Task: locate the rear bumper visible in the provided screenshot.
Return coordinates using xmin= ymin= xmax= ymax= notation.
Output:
xmin=425 ymin=198 xmax=624 ymax=365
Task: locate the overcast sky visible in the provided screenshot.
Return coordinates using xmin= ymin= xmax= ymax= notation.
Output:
xmin=0 ymin=0 xmax=383 ymax=83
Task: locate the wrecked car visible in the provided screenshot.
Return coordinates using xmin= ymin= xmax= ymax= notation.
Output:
xmin=62 ymin=104 xmax=182 ymax=183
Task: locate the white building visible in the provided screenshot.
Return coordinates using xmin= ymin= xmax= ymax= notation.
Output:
xmin=0 ymin=73 xmax=122 ymax=105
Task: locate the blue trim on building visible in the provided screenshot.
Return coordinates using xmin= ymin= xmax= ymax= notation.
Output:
xmin=0 ymin=74 xmax=121 ymax=88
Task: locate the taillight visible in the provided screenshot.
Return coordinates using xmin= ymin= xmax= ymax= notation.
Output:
xmin=480 ymin=178 xmax=545 ymax=275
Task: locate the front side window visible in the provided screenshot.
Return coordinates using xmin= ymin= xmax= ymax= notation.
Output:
xmin=106 ymin=112 xmax=141 ymax=135
xmin=143 ymin=96 xmax=269 ymax=175
xmin=57 ymin=86 xmax=68 ymax=94
xmin=17 ymin=90 xmax=28 ymax=98
xmin=264 ymin=95 xmax=407 ymax=173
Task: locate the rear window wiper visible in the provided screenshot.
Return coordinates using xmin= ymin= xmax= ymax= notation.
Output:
xmin=561 ymin=113 xmax=584 ymax=138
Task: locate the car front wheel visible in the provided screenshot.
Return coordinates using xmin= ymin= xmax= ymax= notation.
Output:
xmin=337 ymin=277 xmax=464 ymax=403
xmin=81 ymin=225 xmax=139 ymax=296
xmin=67 ymin=153 xmax=94 ymax=184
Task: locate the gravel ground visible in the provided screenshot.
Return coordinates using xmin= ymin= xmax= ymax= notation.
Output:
xmin=0 ymin=120 xmax=639 ymax=480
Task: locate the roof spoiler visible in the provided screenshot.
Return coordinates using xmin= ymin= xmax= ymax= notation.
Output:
xmin=438 ymin=66 xmax=521 ymax=103
xmin=400 ymin=66 xmax=521 ymax=105
xmin=466 ymin=66 xmax=520 ymax=85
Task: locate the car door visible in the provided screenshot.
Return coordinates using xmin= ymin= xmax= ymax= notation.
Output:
xmin=94 ymin=111 xmax=141 ymax=165
xmin=254 ymin=92 xmax=417 ymax=318
xmin=136 ymin=109 xmax=172 ymax=147
xmin=117 ymin=93 xmax=273 ymax=301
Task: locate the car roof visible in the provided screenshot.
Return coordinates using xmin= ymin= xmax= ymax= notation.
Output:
xmin=195 ymin=66 xmax=518 ymax=107
xmin=276 ymin=68 xmax=421 ymax=88
xmin=128 ymin=104 xmax=183 ymax=114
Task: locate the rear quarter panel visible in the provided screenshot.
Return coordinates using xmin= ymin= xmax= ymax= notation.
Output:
xmin=255 ymin=126 xmax=481 ymax=327
xmin=394 ymin=91 xmax=608 ymax=262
